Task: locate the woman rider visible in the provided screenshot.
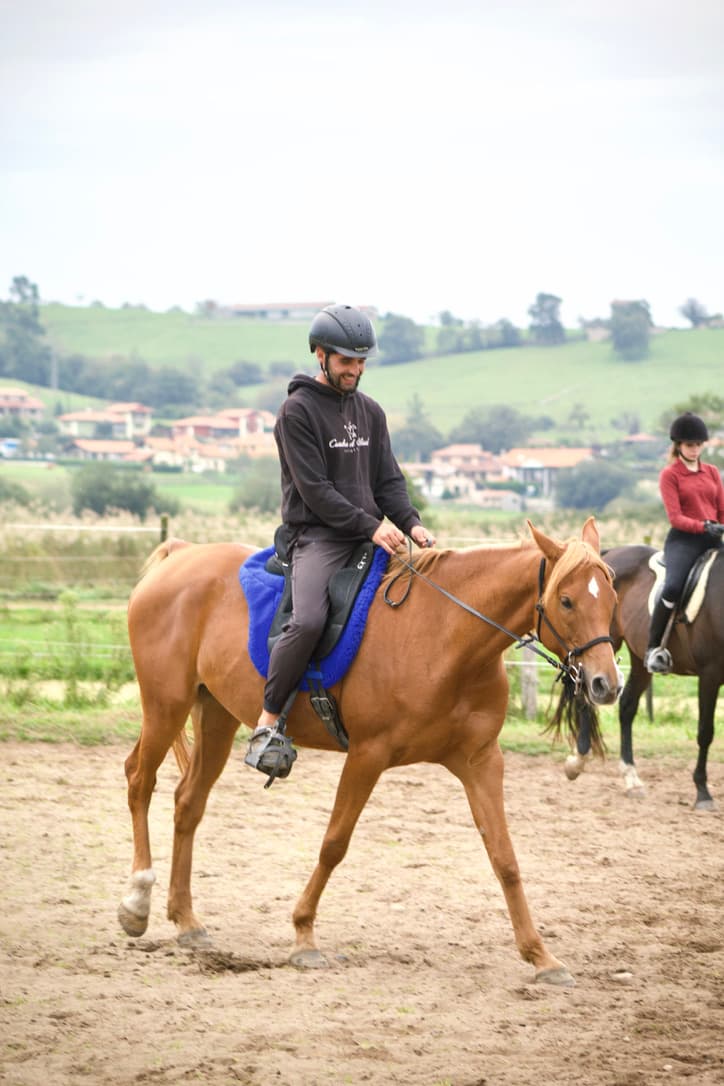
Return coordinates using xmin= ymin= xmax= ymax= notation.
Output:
xmin=645 ymin=411 xmax=724 ymax=674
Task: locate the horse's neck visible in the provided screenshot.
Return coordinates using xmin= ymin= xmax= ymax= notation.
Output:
xmin=443 ymin=546 xmax=541 ymax=640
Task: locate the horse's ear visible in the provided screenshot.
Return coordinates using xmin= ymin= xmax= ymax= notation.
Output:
xmin=526 ymin=519 xmax=564 ymax=562
xmin=581 ymin=516 xmax=601 ymax=553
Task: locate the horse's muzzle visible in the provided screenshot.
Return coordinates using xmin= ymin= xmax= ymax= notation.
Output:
xmin=585 ymin=664 xmax=624 ymax=706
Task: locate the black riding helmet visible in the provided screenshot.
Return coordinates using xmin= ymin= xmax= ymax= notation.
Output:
xmin=670 ymin=412 xmax=709 ymax=443
xmin=308 ymin=304 xmax=377 ymax=358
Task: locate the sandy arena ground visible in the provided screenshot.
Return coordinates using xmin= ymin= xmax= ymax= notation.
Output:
xmin=1 ymin=740 xmax=722 ymax=1086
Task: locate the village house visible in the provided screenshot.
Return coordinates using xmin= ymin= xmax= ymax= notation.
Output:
xmin=0 ymin=387 xmax=45 ymax=421
xmin=499 ymin=447 xmax=593 ymax=497
xmin=70 ymin=439 xmax=137 ymax=461
xmin=214 ymin=407 xmax=276 ymax=437
xmin=170 ymin=414 xmax=240 ymax=444
xmin=225 ymin=301 xmax=378 ymax=322
xmin=58 ymin=402 xmax=152 ymax=440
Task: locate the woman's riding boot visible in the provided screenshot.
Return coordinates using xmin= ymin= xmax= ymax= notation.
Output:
xmin=644 ymin=598 xmax=674 ymax=674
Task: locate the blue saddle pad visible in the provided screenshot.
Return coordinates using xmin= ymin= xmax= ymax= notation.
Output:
xmin=238 ymin=545 xmax=389 ymax=689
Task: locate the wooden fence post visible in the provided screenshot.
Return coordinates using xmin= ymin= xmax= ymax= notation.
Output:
xmin=160 ymin=514 xmax=168 ymax=542
xmin=520 ymin=645 xmax=538 ymax=719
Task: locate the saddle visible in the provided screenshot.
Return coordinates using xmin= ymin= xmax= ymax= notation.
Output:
xmin=265 ymin=525 xmax=375 ymax=660
xmin=647 ymin=547 xmax=720 ymax=624
xmin=238 ymin=525 xmax=386 ymax=751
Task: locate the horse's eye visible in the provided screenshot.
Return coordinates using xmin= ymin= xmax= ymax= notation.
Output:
xmin=560 ymin=595 xmax=573 ymax=610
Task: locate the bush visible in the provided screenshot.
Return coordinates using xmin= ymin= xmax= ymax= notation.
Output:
xmin=0 ymin=477 xmax=31 ymax=506
xmin=71 ymin=464 xmax=180 ymax=521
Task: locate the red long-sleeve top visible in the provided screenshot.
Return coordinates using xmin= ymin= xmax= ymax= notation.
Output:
xmin=659 ymin=458 xmax=724 ymax=534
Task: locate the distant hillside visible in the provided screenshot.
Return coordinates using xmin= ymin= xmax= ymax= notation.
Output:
xmin=39 ymin=303 xmax=724 ymax=443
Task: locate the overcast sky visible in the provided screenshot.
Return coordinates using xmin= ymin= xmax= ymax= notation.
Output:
xmin=2 ymin=0 xmax=723 ymax=329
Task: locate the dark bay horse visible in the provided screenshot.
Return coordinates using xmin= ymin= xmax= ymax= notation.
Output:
xmin=565 ymin=543 xmax=724 ymax=810
xmin=118 ymin=518 xmax=620 ymax=986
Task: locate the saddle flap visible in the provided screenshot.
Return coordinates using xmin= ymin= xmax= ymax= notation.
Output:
xmin=315 ymin=542 xmax=374 ymax=659
xmin=267 ymin=539 xmax=375 ymax=659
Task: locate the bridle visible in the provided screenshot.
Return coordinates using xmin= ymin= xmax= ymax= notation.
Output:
xmin=385 ymin=541 xmax=614 ymax=696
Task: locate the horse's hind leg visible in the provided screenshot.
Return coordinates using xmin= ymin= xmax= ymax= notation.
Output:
xmin=451 ymin=741 xmax=574 ymax=986
xmin=693 ymin=673 xmax=719 ymax=811
xmin=167 ymin=689 xmax=239 ymax=944
xmin=290 ymin=747 xmax=386 ymax=969
xmin=118 ymin=696 xmax=192 ymax=938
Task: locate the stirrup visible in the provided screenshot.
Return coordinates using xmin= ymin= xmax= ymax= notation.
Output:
xmin=244 ymin=726 xmax=297 ymax=787
xmin=644 ymin=647 xmax=672 ymax=675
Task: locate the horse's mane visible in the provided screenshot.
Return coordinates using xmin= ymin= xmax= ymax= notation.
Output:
xmin=380 ymin=539 xmax=529 ymax=590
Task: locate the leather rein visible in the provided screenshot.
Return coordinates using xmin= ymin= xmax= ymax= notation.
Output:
xmin=384 ymin=540 xmax=614 ymax=694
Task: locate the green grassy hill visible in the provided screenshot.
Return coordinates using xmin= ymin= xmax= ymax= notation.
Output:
xmin=35 ymin=304 xmax=724 ymax=442
xmin=364 ymin=327 xmax=724 ymax=440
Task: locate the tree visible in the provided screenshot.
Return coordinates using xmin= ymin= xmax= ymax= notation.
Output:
xmin=567 ymin=402 xmax=590 ymax=430
xmin=0 ymin=276 xmax=51 ymax=382
xmin=447 ymin=404 xmax=533 ymax=454
xmin=492 ymin=318 xmax=522 ymax=348
xmin=227 ymin=360 xmax=264 ymax=385
xmin=680 ymin=298 xmax=709 ymax=328
xmin=659 ymin=394 xmax=723 ymax=436
xmin=229 ymin=456 xmax=281 ymax=514
xmin=609 ymin=300 xmax=652 ymax=361
xmin=146 ymin=367 xmax=200 ymax=408
xmin=391 ymin=395 xmax=444 ymax=462
xmin=555 ymin=461 xmax=632 ymax=511
xmin=528 ymin=293 xmax=565 ymax=346
xmin=378 ymin=313 xmax=425 ymax=364
xmin=71 ymin=464 xmax=179 ymax=521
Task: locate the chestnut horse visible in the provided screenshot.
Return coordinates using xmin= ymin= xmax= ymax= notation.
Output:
xmin=118 ymin=517 xmax=620 ymax=986
xmin=565 ymin=543 xmax=724 ymax=810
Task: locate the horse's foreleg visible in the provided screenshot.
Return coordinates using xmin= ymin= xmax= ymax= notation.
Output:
xmin=693 ymin=675 xmax=719 ymax=811
xmin=119 ymin=704 xmax=189 ymax=938
xmin=454 ymin=742 xmax=574 ymax=986
xmin=290 ymin=747 xmax=386 ymax=969
xmin=617 ymin=660 xmax=649 ymax=798
xmin=167 ymin=693 xmax=239 ymax=943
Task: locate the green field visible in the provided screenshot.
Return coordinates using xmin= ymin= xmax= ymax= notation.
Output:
xmin=32 ymin=302 xmax=723 ymax=443
xmin=0 ymin=587 xmax=712 ymax=763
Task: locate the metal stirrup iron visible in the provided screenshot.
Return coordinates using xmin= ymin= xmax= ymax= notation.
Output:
xmin=244 ymin=691 xmax=299 ymax=788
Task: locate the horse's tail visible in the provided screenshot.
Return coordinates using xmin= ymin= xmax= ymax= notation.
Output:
xmin=137 ymin=537 xmax=193 ymax=583
xmin=545 ymin=685 xmax=607 ymax=759
xmin=172 ymin=728 xmax=193 ymax=775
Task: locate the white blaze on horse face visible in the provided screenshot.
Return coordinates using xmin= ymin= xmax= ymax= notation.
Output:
xmin=121 ymin=868 xmax=156 ymax=919
xmin=588 ymin=575 xmax=600 ymax=599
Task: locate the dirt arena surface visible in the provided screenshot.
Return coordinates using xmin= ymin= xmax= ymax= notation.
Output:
xmin=1 ymin=740 xmax=722 ymax=1086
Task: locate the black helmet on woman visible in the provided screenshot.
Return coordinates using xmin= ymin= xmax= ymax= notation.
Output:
xmin=308 ymin=304 xmax=377 ymax=357
xmin=669 ymin=412 xmax=709 ymax=443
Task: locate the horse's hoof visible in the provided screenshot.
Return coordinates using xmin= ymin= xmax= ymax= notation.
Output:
xmin=624 ymin=786 xmax=646 ymax=800
xmin=564 ymin=753 xmax=589 ymax=781
xmin=117 ymin=902 xmax=149 ymax=938
xmin=289 ymin=948 xmax=329 ymax=970
xmin=534 ymin=966 xmax=575 ymax=987
xmin=178 ymin=927 xmax=212 ymax=948
xmin=694 ymin=798 xmax=716 ymax=812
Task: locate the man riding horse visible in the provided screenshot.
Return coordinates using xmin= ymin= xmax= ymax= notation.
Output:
xmin=247 ymin=304 xmax=436 ymax=772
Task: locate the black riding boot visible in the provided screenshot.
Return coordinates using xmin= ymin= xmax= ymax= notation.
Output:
xmin=645 ymin=598 xmax=674 ymax=674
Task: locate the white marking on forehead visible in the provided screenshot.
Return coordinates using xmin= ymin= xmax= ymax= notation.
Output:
xmin=588 ymin=575 xmax=600 ymax=599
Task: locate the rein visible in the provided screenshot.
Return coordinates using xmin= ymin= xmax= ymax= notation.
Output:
xmin=384 ymin=540 xmax=613 ymax=693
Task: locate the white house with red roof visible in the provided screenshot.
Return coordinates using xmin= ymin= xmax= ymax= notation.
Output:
xmin=0 ymin=387 xmax=45 ymax=420
xmin=499 ymin=447 xmax=594 ymax=497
